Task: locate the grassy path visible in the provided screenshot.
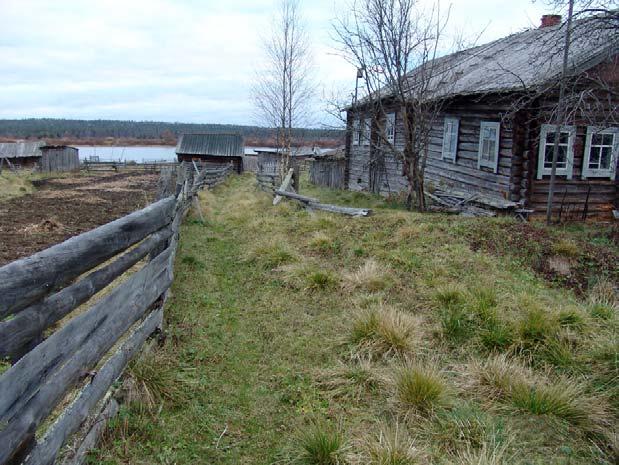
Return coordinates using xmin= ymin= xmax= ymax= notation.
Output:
xmin=95 ymin=174 xmax=617 ymax=465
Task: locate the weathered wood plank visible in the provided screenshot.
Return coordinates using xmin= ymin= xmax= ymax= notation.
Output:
xmin=23 ymin=307 xmax=164 ymax=465
xmin=0 ymin=196 xmax=176 ymax=319
xmin=0 ymin=248 xmax=173 ymax=465
xmin=273 ymin=168 xmax=295 ymax=206
xmin=0 ymin=226 xmax=172 ymax=361
xmin=274 ymin=190 xmax=371 ymax=217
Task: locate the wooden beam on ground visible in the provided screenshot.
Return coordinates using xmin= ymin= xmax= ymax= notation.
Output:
xmin=273 ymin=168 xmax=295 ymax=206
xmin=274 ymin=189 xmax=371 ymax=217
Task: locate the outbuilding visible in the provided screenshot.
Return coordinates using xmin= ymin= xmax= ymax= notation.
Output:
xmin=0 ymin=141 xmax=79 ymax=172
xmin=175 ymin=133 xmax=244 ymax=173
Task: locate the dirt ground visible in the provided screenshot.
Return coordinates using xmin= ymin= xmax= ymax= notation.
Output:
xmin=0 ymin=172 xmax=158 ymax=266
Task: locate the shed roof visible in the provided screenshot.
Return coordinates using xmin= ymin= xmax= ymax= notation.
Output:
xmin=352 ymin=13 xmax=618 ymax=107
xmin=175 ymin=133 xmax=244 ymax=157
xmin=0 ymin=141 xmax=46 ymax=159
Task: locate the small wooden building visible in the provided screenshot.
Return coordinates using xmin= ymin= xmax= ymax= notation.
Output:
xmin=345 ymin=14 xmax=618 ymax=219
xmin=309 ymin=149 xmax=346 ymax=189
xmin=175 ymin=133 xmax=244 ymax=173
xmin=0 ymin=141 xmax=79 ymax=172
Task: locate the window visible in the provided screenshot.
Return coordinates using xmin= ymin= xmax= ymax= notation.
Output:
xmin=583 ymin=127 xmax=618 ymax=180
xmin=352 ymin=118 xmax=360 ymax=146
xmin=385 ymin=113 xmax=396 ymax=144
xmin=442 ymin=117 xmax=459 ymax=161
xmin=478 ymin=121 xmax=500 ymax=173
xmin=362 ymin=118 xmax=372 ymax=146
xmin=536 ymin=124 xmax=575 ymax=179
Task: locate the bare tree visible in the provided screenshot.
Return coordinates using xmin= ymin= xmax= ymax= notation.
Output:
xmin=252 ymin=0 xmax=315 ymax=173
xmin=333 ymin=0 xmax=452 ymax=210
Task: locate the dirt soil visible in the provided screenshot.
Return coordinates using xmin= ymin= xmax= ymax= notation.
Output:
xmin=0 ymin=172 xmax=158 ymax=266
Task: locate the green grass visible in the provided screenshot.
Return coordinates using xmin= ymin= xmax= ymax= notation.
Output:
xmin=94 ymin=174 xmax=618 ymax=464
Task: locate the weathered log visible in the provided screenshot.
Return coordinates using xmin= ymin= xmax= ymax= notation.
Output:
xmin=273 ymin=190 xmax=319 ymax=204
xmin=0 ymin=196 xmax=176 ymax=319
xmin=274 ymin=190 xmax=371 ymax=217
xmin=23 ymin=307 xmax=164 ymax=465
xmin=273 ymin=168 xmax=295 ymax=206
xmin=308 ymin=202 xmax=371 ymax=217
xmin=0 ymin=248 xmax=173 ymax=464
xmin=0 ymin=226 xmax=172 ymax=361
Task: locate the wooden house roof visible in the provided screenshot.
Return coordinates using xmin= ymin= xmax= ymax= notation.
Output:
xmin=175 ymin=133 xmax=244 ymax=157
xmin=0 ymin=141 xmax=46 ymax=159
xmin=352 ymin=13 xmax=618 ymax=107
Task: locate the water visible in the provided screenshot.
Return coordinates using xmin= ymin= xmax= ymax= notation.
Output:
xmin=76 ymin=146 xmax=278 ymax=163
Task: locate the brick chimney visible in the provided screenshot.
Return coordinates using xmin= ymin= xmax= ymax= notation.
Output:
xmin=540 ymin=14 xmax=562 ymax=28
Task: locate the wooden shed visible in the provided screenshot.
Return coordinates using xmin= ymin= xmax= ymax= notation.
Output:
xmin=345 ymin=13 xmax=618 ymax=220
xmin=0 ymin=141 xmax=79 ymax=172
xmin=175 ymin=133 xmax=244 ymax=173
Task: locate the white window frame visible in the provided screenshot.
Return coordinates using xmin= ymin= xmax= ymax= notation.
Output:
xmin=536 ymin=124 xmax=576 ymax=180
xmin=362 ymin=117 xmax=372 ymax=146
xmin=352 ymin=118 xmax=360 ymax=146
xmin=478 ymin=121 xmax=501 ymax=173
xmin=385 ymin=112 xmax=396 ymax=144
xmin=582 ymin=126 xmax=618 ymax=180
xmin=442 ymin=117 xmax=459 ymax=161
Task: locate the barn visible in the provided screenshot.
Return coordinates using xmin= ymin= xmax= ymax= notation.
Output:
xmin=0 ymin=141 xmax=79 ymax=172
xmin=175 ymin=133 xmax=244 ymax=173
xmin=345 ymin=13 xmax=618 ymax=220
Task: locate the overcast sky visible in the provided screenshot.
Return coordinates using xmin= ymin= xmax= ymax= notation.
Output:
xmin=0 ymin=0 xmax=553 ymax=126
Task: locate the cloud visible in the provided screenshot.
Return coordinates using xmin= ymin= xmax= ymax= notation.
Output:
xmin=0 ymin=0 xmax=548 ymax=125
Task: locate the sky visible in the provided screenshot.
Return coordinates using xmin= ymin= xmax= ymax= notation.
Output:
xmin=0 ymin=0 xmax=553 ymax=126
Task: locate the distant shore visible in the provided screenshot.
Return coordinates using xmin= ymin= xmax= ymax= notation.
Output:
xmin=0 ymin=136 xmax=343 ymax=148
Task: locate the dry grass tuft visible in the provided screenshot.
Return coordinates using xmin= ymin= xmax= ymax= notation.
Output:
xmin=308 ymin=231 xmax=341 ymax=256
xmin=316 ymin=358 xmax=385 ymax=400
xmin=361 ymin=424 xmax=421 ymax=464
xmin=344 ymin=259 xmax=392 ymax=293
xmin=350 ymin=305 xmax=416 ymax=358
xmin=456 ymin=439 xmax=510 ymax=465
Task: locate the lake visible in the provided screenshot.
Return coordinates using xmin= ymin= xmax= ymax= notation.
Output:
xmin=76 ymin=146 xmax=278 ymax=163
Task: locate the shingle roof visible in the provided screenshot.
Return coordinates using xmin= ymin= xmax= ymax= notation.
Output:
xmin=0 ymin=141 xmax=46 ymax=159
xmin=353 ymin=14 xmax=618 ymax=107
xmin=175 ymin=133 xmax=244 ymax=157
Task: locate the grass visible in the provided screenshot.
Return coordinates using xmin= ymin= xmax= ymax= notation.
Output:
xmin=94 ymin=174 xmax=618 ymax=464
xmin=0 ymin=171 xmax=35 ymax=199
xmin=297 ymin=421 xmax=346 ymax=465
xmin=394 ymin=363 xmax=450 ymax=414
xmin=350 ymin=305 xmax=415 ymax=358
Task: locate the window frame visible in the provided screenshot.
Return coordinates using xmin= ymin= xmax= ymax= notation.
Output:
xmin=582 ymin=126 xmax=618 ymax=180
xmin=442 ymin=117 xmax=459 ymax=161
xmin=477 ymin=121 xmax=501 ymax=173
xmin=536 ymin=124 xmax=576 ymax=180
xmin=362 ymin=117 xmax=372 ymax=146
xmin=352 ymin=118 xmax=360 ymax=146
xmin=385 ymin=112 xmax=396 ymax=144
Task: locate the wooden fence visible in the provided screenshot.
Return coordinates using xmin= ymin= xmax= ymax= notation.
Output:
xmin=309 ymin=158 xmax=346 ymax=189
xmin=0 ymin=162 xmax=232 ymax=465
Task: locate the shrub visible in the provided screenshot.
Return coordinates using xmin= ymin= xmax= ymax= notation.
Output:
xmin=394 ymin=364 xmax=450 ymax=413
xmin=298 ymin=421 xmax=346 ymax=465
xmin=363 ymin=424 xmax=420 ymax=465
xmin=351 ymin=306 xmax=414 ymax=357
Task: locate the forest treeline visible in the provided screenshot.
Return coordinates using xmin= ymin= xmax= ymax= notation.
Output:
xmin=0 ymin=119 xmax=344 ymax=146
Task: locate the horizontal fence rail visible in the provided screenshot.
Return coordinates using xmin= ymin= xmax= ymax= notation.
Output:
xmin=0 ymin=161 xmax=233 ymax=465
